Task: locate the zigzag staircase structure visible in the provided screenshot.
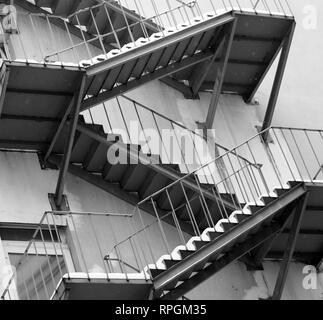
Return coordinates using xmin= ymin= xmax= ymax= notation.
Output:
xmin=1 ymin=0 xmax=323 ymax=301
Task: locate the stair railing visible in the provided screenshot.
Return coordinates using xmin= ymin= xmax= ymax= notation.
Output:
xmin=107 ymin=126 xmax=323 ymax=278
xmin=1 ymin=126 xmax=321 ymax=299
xmin=4 ymin=0 xmax=293 ymax=65
xmin=0 ymin=211 xmax=134 ymax=300
xmin=81 ymin=94 xmax=260 ymax=174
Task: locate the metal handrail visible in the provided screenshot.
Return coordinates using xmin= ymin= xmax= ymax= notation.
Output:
xmin=0 ymin=210 xmax=134 ymax=300
xmin=2 ymin=125 xmax=321 ymax=300
xmin=137 ymin=126 xmax=271 ymax=206
xmin=104 ymin=256 xmax=141 ymax=273
xmin=120 ymin=95 xmax=262 ymax=168
xmin=109 ymin=159 xmax=258 ymax=250
xmin=83 ymin=94 xmax=260 ymax=171
xmin=5 ymin=0 xmax=293 ymax=65
xmin=108 ymin=126 xmax=322 ymax=278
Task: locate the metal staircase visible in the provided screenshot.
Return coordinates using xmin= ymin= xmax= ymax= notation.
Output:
xmin=1 ymin=0 xmax=321 ymax=302
xmin=2 ymin=0 xmax=295 ymax=105
xmin=1 ymin=127 xmax=323 ymax=300
xmin=46 ymin=104 xmax=248 ymax=234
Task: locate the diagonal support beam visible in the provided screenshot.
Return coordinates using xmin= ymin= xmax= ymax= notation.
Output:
xmin=205 ymin=19 xmax=237 ymax=129
xmin=160 ymin=77 xmax=195 ymax=99
xmin=54 ymin=75 xmax=87 ymax=208
xmin=44 ymin=98 xmax=74 ymax=162
xmin=250 ymin=203 xmax=296 ymax=268
xmin=261 ymin=22 xmax=296 ymax=141
xmin=271 ymin=191 xmax=309 ymax=300
xmin=154 ymin=183 xmax=307 ymax=297
xmin=189 ymin=29 xmax=226 ymax=96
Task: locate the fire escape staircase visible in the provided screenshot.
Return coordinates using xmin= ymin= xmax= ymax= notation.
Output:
xmin=1 ymin=1 xmax=321 ymax=301
xmin=1 ymin=0 xmax=295 ymax=105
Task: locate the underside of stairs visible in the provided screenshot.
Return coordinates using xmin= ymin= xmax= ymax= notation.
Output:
xmin=2 ymin=2 xmax=295 ymax=104
xmin=50 ymin=180 xmax=323 ymax=300
xmin=12 ymin=0 xmax=160 ymax=51
xmin=81 ymin=10 xmax=295 ymax=106
xmin=47 ymin=119 xmax=240 ymax=236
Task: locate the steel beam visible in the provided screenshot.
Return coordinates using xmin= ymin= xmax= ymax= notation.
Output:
xmin=48 ymin=154 xmax=195 ymax=236
xmin=0 ymin=63 xmax=10 ymax=118
xmin=251 ymin=203 xmax=296 ymax=267
xmin=205 ymin=19 xmax=237 ymax=129
xmin=44 ymin=99 xmax=74 ymax=162
xmin=153 ymin=183 xmax=306 ymax=296
xmin=54 ymin=75 xmax=86 ymax=208
xmin=189 ymin=33 xmax=226 ymax=96
xmin=81 ymin=51 xmax=216 ymax=112
xmin=160 ymin=77 xmax=194 ymax=99
xmin=261 ymin=22 xmax=296 ymax=141
xmin=85 ymin=13 xmax=235 ymax=77
xmin=266 ymin=251 xmax=323 ymax=266
xmin=160 ymin=219 xmax=293 ymax=300
xmin=272 ymin=192 xmax=309 ymax=300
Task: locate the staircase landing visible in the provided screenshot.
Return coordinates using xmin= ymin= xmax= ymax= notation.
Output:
xmin=52 ymin=273 xmax=153 ymax=300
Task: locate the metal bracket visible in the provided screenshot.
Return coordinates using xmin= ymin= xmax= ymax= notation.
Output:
xmin=48 ymin=193 xmax=70 ymax=212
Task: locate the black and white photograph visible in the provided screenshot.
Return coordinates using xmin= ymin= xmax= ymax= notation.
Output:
xmin=0 ymin=0 xmax=322 ymax=309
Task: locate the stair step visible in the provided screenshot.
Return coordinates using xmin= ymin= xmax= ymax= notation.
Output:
xmin=274 ymin=188 xmax=290 ymax=197
xmin=178 ymin=249 xmax=196 ymax=260
xmin=207 ymin=231 xmax=222 ymax=241
xmin=149 ymin=268 xmax=166 ymax=279
xmin=120 ymin=164 xmax=150 ymax=192
xmin=157 ymin=183 xmax=188 ymax=211
xmin=83 ymin=136 xmax=109 ymax=172
xmin=139 ymin=171 xmax=171 ymax=200
xmin=70 ymin=132 xmax=95 ymax=163
xmin=102 ymin=162 xmax=129 ymax=182
xmin=192 ymin=240 xmax=210 ymax=250
xmin=163 ymin=259 xmax=181 ymax=270
xmin=178 ymin=193 xmax=204 ymax=220
xmin=260 ymin=196 xmax=277 ymax=205
xmin=248 ymin=204 xmax=264 ymax=214
xmin=234 ymin=214 xmax=250 ymax=223
xmin=221 ymin=221 xmax=238 ymax=232
xmin=288 ymin=181 xmax=302 ymax=188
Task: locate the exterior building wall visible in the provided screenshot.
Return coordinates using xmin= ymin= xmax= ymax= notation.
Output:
xmin=0 ymin=0 xmax=322 ymax=300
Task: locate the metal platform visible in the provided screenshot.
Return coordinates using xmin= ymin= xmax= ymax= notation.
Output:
xmin=81 ymin=10 xmax=295 ymax=110
xmin=17 ymin=0 xmax=160 ymax=47
xmin=52 ymin=274 xmax=153 ymax=300
xmin=268 ymin=183 xmax=323 ymax=266
xmin=0 ymin=61 xmax=84 ymax=150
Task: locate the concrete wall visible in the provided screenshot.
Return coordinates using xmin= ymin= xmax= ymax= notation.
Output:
xmin=0 ymin=1 xmax=323 ymax=300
